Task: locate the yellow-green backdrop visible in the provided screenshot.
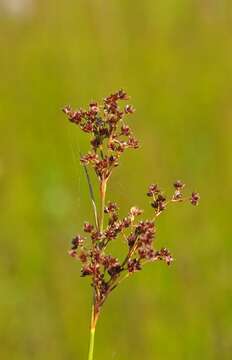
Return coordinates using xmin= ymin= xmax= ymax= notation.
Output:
xmin=0 ymin=1 xmax=231 ymax=359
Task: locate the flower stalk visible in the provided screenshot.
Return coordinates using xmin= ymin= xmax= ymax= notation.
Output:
xmin=88 ymin=305 xmax=99 ymax=360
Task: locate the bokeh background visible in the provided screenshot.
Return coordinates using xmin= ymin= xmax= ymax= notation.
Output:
xmin=0 ymin=1 xmax=231 ymax=359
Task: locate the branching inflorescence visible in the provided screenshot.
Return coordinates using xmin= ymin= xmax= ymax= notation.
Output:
xmin=62 ymin=89 xmax=200 ymax=360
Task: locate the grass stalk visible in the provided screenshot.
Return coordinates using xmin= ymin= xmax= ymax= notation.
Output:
xmin=88 ymin=305 xmax=99 ymax=360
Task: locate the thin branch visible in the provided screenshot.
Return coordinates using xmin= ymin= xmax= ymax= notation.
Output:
xmin=80 ymin=152 xmax=99 ymax=230
xmin=99 ymin=179 xmax=107 ymax=233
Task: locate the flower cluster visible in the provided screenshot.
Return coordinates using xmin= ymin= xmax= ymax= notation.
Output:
xmin=63 ymin=90 xmax=200 ymax=326
xmin=63 ymin=89 xmax=138 ymax=181
xmin=67 ymin=181 xmax=199 ymax=307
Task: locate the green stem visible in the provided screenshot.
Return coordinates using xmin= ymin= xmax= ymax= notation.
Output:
xmin=88 ymin=327 xmax=95 ymax=360
xmin=99 ymin=179 xmax=107 ymax=233
xmin=88 ymin=305 xmax=99 ymax=360
xmin=82 ymin=157 xmax=99 ymax=230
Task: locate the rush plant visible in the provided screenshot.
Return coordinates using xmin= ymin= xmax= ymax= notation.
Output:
xmin=62 ymin=90 xmax=200 ymax=360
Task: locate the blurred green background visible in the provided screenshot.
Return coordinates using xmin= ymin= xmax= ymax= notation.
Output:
xmin=0 ymin=1 xmax=231 ymax=359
